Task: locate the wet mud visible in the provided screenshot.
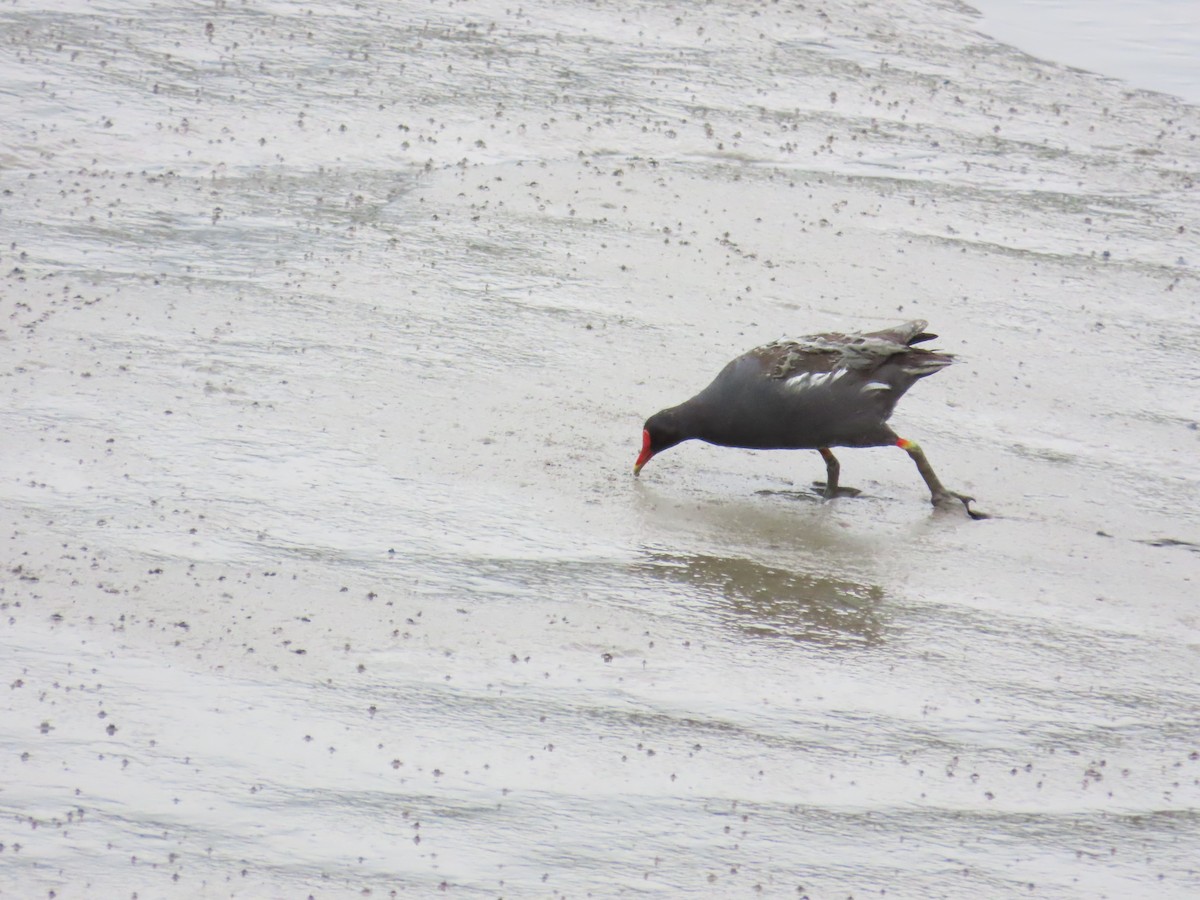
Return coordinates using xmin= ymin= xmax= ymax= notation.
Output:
xmin=2 ymin=0 xmax=1198 ymax=896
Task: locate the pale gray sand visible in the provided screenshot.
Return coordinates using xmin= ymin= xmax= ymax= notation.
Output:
xmin=2 ymin=1 xmax=1198 ymax=896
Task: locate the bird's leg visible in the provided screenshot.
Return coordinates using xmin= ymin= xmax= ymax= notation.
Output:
xmin=896 ymin=438 xmax=984 ymax=518
xmin=819 ymin=447 xmax=840 ymax=500
xmin=812 ymin=447 xmax=862 ymax=499
xmin=820 ymin=447 xmax=840 ymax=497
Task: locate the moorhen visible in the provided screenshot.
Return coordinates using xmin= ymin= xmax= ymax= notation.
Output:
xmin=634 ymin=320 xmax=981 ymax=517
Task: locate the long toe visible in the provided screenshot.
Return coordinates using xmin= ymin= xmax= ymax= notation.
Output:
xmin=931 ymin=490 xmax=988 ymax=520
xmin=811 ymin=482 xmax=864 ymax=499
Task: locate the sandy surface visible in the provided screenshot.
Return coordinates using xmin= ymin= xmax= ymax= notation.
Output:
xmin=2 ymin=0 xmax=1199 ymax=897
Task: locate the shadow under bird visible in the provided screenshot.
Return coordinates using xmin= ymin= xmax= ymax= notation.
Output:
xmin=634 ymin=320 xmax=983 ymax=518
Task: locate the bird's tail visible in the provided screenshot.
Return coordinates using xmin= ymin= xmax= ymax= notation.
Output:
xmin=865 ymin=319 xmax=937 ymax=346
xmin=900 ymin=349 xmax=954 ymax=377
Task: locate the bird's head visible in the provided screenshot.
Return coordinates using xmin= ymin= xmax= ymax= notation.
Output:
xmin=634 ymin=409 xmax=686 ymax=476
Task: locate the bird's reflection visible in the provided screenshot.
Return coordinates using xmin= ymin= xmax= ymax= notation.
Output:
xmin=636 ymin=550 xmax=887 ymax=648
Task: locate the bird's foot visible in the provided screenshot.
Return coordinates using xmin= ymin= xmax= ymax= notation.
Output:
xmin=811 ymin=482 xmax=863 ymax=500
xmin=931 ymin=490 xmax=988 ymax=520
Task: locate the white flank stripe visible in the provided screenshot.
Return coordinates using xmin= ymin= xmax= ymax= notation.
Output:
xmin=786 ymin=370 xmax=842 ymax=391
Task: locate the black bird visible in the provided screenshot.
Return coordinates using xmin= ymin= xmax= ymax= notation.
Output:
xmin=634 ymin=320 xmax=981 ymax=516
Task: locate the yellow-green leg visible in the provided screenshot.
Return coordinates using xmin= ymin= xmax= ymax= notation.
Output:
xmin=896 ymin=438 xmax=984 ymax=518
xmin=813 ymin=447 xmax=862 ymax=500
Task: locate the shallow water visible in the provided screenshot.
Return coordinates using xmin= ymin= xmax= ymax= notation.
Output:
xmin=972 ymin=0 xmax=1200 ymax=104
xmin=2 ymin=0 xmax=1199 ymax=897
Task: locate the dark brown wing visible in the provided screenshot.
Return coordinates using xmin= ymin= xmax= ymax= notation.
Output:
xmin=754 ymin=320 xmax=948 ymax=380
